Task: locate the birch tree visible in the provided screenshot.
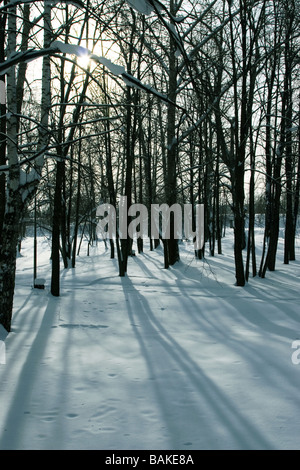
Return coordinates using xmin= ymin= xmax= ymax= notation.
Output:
xmin=0 ymin=0 xmax=84 ymax=331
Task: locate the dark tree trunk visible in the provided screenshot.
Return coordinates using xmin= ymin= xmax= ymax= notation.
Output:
xmin=232 ymin=165 xmax=246 ymax=286
xmin=144 ymin=105 xmax=154 ymax=251
xmin=71 ymin=129 xmax=82 ymax=268
xmin=165 ymin=3 xmax=179 ymax=266
xmin=291 ymin=104 xmax=300 ymax=259
xmin=245 ymin=137 xmax=257 ymax=281
xmin=283 ymin=25 xmax=294 ymax=264
xmin=51 ymin=160 xmax=64 ymax=297
xmin=264 ymin=86 xmax=285 ymax=273
xmin=215 ymin=145 xmax=222 ymax=255
xmin=0 ymin=191 xmax=22 ymax=332
xmin=259 ymin=66 xmax=275 ymax=277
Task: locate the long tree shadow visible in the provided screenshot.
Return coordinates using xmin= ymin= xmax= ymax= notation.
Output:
xmin=120 ymin=276 xmax=273 ymax=449
xmin=144 ymin=249 xmax=300 ymax=409
xmin=0 ymin=295 xmax=59 ymax=449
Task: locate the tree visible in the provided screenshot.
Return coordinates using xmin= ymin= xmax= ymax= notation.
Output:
xmin=259 ymin=0 xmax=300 ymax=275
xmin=0 ymin=0 xmax=88 ymax=330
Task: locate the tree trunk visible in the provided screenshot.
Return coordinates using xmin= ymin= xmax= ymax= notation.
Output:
xmin=16 ymin=4 xmax=30 ymax=132
xmin=0 ymin=2 xmax=7 ymax=235
xmin=0 ymin=208 xmax=21 ymax=332
xmin=71 ymin=128 xmax=82 ymax=268
xmin=232 ymin=165 xmax=246 ymax=286
xmin=259 ymin=55 xmax=276 ymax=277
xmin=245 ymin=132 xmax=256 ymax=281
xmin=215 ymin=143 xmax=222 ymax=255
xmin=0 ymin=4 xmax=20 ymax=331
xmin=291 ymin=100 xmax=300 ymax=260
xmin=51 ymin=159 xmax=64 ymax=296
xmin=165 ymin=0 xmax=179 ymax=266
xmin=264 ymin=83 xmax=285 ymax=273
xmin=283 ymin=14 xmax=294 ymax=264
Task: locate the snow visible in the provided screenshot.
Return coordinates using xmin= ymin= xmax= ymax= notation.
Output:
xmin=51 ymin=41 xmax=126 ymax=76
xmin=91 ymin=55 xmax=125 ymax=76
xmin=20 ymin=169 xmax=40 ymax=186
xmin=125 ymin=0 xmax=155 ymax=16
xmin=121 ymin=73 xmax=171 ymax=104
xmin=125 ymin=0 xmax=163 ymax=16
xmin=121 ymin=75 xmax=145 ymax=92
xmin=51 ymin=41 xmax=88 ymax=57
xmin=0 ymin=229 xmax=300 ymax=450
xmin=46 ymin=0 xmax=84 ymax=6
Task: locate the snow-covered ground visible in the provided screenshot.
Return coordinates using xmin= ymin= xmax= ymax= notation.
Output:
xmin=0 ymin=229 xmax=300 ymax=450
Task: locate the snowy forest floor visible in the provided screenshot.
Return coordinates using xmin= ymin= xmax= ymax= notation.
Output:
xmin=0 ymin=228 xmax=300 ymax=450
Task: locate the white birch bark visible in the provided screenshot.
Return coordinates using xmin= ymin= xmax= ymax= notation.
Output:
xmin=20 ymin=1 xmax=51 ymax=203
xmin=0 ymin=1 xmax=52 ymax=332
xmin=0 ymin=2 xmax=21 ymax=332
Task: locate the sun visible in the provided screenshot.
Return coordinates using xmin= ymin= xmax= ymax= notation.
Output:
xmin=77 ymin=53 xmax=91 ymax=70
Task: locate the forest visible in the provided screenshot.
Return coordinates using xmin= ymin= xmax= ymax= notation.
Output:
xmin=0 ymin=0 xmax=300 ymax=334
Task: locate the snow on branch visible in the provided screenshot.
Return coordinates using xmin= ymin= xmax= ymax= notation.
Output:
xmin=90 ymin=55 xmax=125 ymax=76
xmin=125 ymin=0 xmax=162 ymax=16
xmin=52 ymin=41 xmax=175 ymax=105
xmin=121 ymin=72 xmax=174 ymax=106
xmin=50 ymin=41 xmax=88 ymax=57
xmin=51 ymin=41 xmax=126 ymax=76
xmin=0 ymin=42 xmax=123 ymax=77
xmin=46 ymin=0 xmax=84 ymax=6
xmin=0 ymin=39 xmax=176 ymax=107
xmin=126 ymin=0 xmax=153 ymax=15
xmin=1 ymin=41 xmax=182 ymax=135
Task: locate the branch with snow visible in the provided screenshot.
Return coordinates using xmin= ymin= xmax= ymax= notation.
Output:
xmin=125 ymin=0 xmax=162 ymax=16
xmin=120 ymin=72 xmax=174 ymax=106
xmin=1 ymin=40 xmax=179 ymax=108
xmin=51 ymin=41 xmax=172 ymax=102
xmin=125 ymin=0 xmax=185 ymax=56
